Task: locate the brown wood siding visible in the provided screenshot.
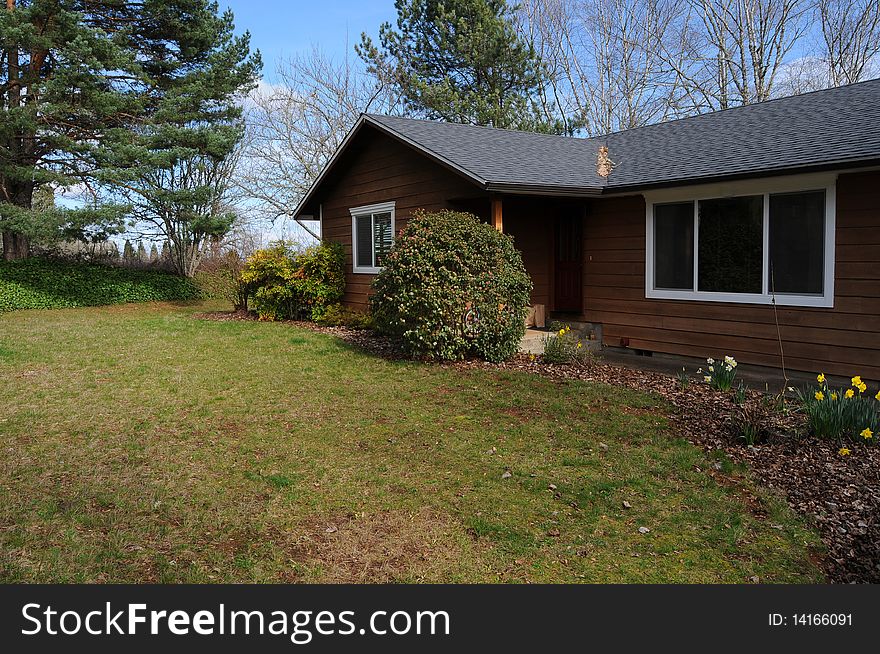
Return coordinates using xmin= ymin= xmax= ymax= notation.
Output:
xmin=503 ymin=199 xmax=554 ymax=308
xmin=583 ymin=171 xmax=880 ymax=379
xmin=316 ymin=127 xmax=482 ymax=309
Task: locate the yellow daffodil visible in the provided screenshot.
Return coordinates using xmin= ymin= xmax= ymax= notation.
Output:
xmin=558 ymin=329 xmax=565 ymax=336
xmin=845 ymin=389 xmax=855 ymax=398
xmin=814 ymin=391 xmax=825 ymax=401
xmin=831 ymin=392 xmax=838 ymax=401
xmin=861 ymin=428 xmax=873 ymax=440
xmin=839 ymin=447 xmax=851 ymax=456
xmin=876 ymin=390 xmax=880 ymax=401
xmin=817 ymin=373 xmax=825 ymax=383
xmin=577 ymin=342 xmax=583 ymax=349
xmin=852 ymin=375 xmax=862 ymax=387
xmin=857 ymin=382 xmax=867 ymax=393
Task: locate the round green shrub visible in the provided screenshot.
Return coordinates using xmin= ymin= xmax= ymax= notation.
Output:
xmin=371 ymin=210 xmax=532 ymax=362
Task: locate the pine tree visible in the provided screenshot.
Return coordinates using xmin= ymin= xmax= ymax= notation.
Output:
xmin=0 ymin=0 xmax=140 ymax=259
xmin=1 ymin=1 xmax=259 ymax=265
xmin=109 ymin=1 xmax=261 ymax=277
xmin=358 ymin=0 xmax=561 ymax=132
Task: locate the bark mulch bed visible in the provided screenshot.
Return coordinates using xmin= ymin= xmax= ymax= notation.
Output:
xmin=195 ymin=311 xmax=880 ymax=583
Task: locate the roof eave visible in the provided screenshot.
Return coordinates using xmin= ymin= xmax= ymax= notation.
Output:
xmin=485 ymin=182 xmax=604 ymax=197
xmin=602 ymin=157 xmax=880 ymax=195
xmin=292 ymin=115 xmax=369 ymax=221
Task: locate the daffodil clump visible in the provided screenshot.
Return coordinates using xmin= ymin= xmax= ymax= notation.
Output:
xmin=796 ymin=373 xmax=879 ymax=448
xmin=698 ymin=355 xmax=738 ymax=391
xmin=542 ymin=325 xmax=591 ymax=366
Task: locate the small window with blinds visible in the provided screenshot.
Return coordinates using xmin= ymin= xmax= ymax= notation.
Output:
xmin=350 ymin=202 xmax=395 ymax=273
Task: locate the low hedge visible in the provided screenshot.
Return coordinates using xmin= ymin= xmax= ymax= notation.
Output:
xmin=0 ymin=257 xmax=201 ymax=312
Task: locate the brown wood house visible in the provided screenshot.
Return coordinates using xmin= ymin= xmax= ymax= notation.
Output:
xmin=295 ymin=80 xmax=880 ymax=380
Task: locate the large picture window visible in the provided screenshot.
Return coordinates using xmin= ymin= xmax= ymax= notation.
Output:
xmin=350 ymin=202 xmax=395 ymax=274
xmin=646 ymin=178 xmax=835 ymax=307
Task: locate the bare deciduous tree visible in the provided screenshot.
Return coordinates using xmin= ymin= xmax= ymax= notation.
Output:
xmin=585 ymin=0 xmax=683 ymax=132
xmin=518 ymin=0 xmax=683 ymax=135
xmin=818 ymin=0 xmax=880 ymax=86
xmin=517 ymin=0 xmax=586 ymax=134
xmin=234 ymin=47 xmax=398 ymax=224
xmin=661 ymin=0 xmax=811 ymax=111
xmin=774 ymin=55 xmax=831 ymax=96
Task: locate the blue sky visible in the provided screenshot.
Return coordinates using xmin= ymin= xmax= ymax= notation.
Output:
xmin=220 ymin=1 xmax=397 ymax=80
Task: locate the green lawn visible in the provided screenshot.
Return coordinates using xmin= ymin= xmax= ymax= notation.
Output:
xmin=0 ymin=302 xmax=823 ymax=583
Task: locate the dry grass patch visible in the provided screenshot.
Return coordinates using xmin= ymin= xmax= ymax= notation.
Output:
xmin=283 ymin=509 xmax=480 ymax=583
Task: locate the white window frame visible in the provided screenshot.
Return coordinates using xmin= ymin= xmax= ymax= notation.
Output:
xmin=644 ymin=172 xmax=836 ymax=308
xmin=350 ymin=201 xmax=396 ymax=274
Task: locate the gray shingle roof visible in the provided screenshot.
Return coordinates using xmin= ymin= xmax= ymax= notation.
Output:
xmin=364 ymin=114 xmax=607 ymax=192
xmin=364 ymin=78 xmax=880 ymax=194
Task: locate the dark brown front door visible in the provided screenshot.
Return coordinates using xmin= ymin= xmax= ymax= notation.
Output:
xmin=554 ymin=215 xmax=583 ymax=313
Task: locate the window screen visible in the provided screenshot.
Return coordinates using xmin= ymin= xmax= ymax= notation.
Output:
xmin=373 ymin=212 xmax=393 ymax=267
xmin=654 ymin=202 xmax=694 ymax=290
xmin=769 ymin=191 xmax=825 ymax=295
xmin=355 ymin=214 xmax=373 ymax=268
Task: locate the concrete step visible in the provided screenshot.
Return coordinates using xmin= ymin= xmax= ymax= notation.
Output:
xmin=518 ymin=327 xmax=603 ymax=355
xmin=519 ymin=329 xmax=547 ymax=354
xmin=547 ymin=320 xmax=603 ymax=345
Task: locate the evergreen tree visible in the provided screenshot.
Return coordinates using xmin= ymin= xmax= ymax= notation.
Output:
xmin=0 ymin=0 xmax=139 ymax=259
xmin=358 ymin=0 xmax=561 ymax=132
xmin=122 ymin=239 xmax=135 ymax=261
xmin=1 ymin=1 xmax=259 ymax=266
xmin=109 ymin=1 xmax=260 ymax=277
